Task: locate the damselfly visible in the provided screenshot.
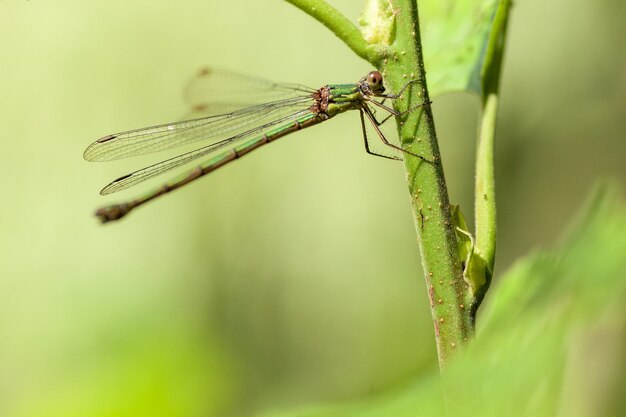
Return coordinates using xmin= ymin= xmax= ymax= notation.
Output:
xmin=84 ymin=69 xmax=430 ymax=223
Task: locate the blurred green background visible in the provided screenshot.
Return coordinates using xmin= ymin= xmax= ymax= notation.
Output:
xmin=0 ymin=1 xmax=624 ymax=416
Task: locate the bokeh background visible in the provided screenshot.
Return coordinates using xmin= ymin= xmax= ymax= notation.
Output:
xmin=1 ymin=0 xmax=624 ymax=416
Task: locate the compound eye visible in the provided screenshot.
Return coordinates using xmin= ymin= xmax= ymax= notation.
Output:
xmin=368 ymin=71 xmax=383 ymax=88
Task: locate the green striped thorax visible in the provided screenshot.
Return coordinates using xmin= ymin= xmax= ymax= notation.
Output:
xmin=311 ymin=71 xmax=386 ymax=118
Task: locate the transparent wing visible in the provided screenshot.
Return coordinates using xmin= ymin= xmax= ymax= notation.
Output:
xmin=84 ymin=94 xmax=313 ymax=162
xmin=184 ymin=66 xmax=315 ymax=115
xmin=100 ymin=108 xmax=312 ymax=195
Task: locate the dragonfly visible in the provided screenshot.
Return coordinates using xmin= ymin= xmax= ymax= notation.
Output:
xmin=84 ymin=68 xmax=431 ymax=223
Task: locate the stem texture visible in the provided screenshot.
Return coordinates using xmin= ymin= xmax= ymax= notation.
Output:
xmin=380 ymin=0 xmax=472 ymax=369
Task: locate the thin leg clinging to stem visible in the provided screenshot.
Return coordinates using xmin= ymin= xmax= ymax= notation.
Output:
xmin=380 ymin=78 xmax=421 ymax=100
xmin=364 ymin=97 xmax=432 ymax=122
xmin=359 ymin=109 xmax=401 ymax=160
xmin=361 ymin=104 xmax=433 ymax=164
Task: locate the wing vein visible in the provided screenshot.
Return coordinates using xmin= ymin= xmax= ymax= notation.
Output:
xmin=100 ymin=108 xmax=312 ymax=195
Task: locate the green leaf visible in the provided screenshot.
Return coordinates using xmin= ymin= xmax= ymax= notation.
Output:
xmin=355 ymin=0 xmax=510 ymax=97
xmin=452 ymin=205 xmax=489 ymax=301
xmin=259 ymin=184 xmax=626 ymax=417
xmin=420 ymin=0 xmax=505 ymax=96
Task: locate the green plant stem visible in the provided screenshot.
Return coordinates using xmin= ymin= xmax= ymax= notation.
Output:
xmin=382 ymin=0 xmax=472 ymax=369
xmin=474 ymin=92 xmax=497 ymax=277
xmin=284 ymin=0 xmax=379 ymax=63
xmin=286 ymin=0 xmax=473 ymax=369
xmin=473 ymin=0 xmax=512 ymax=309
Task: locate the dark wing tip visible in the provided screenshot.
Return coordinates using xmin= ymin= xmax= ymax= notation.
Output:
xmin=83 ymin=134 xmax=118 ymax=161
xmin=100 ymin=173 xmax=133 ymax=196
xmin=96 ymin=134 xmax=117 ymax=143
